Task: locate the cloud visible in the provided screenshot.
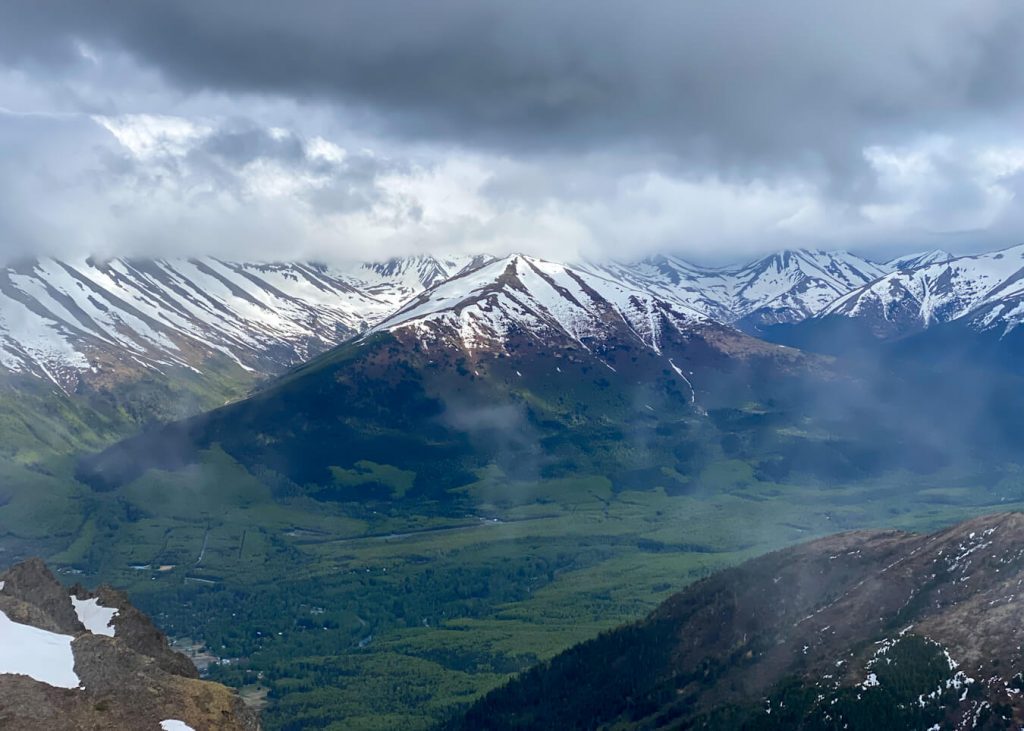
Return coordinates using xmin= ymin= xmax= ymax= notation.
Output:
xmin=1 ymin=1 xmax=1024 ymax=263
xmin=0 ymin=112 xmax=413 ymax=262
xmin=5 ymin=2 xmax=1024 ymax=168
xmin=2 ymin=109 xmax=1024 ymax=266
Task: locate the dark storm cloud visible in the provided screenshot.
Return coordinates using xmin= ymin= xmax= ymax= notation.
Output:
xmin=4 ymin=0 xmax=1024 ymax=183
xmin=2 ymin=1 xmax=1024 ymax=263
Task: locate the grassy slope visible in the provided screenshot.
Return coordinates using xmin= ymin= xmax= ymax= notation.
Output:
xmin=0 ymin=358 xmax=256 ymax=558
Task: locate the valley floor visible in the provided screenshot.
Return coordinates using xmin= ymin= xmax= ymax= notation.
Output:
xmin=9 ymin=453 xmax=1024 ymax=729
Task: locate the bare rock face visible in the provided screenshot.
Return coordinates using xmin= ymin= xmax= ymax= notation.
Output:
xmin=0 ymin=559 xmax=260 ymax=731
xmin=2 ymin=558 xmax=85 ymax=634
xmin=71 ymin=583 xmax=199 ymax=679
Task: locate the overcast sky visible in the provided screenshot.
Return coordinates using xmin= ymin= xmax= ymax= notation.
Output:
xmin=2 ymin=0 xmax=1024 ymax=264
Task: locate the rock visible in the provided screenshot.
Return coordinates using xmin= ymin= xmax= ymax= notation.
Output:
xmin=0 ymin=559 xmax=259 ymax=731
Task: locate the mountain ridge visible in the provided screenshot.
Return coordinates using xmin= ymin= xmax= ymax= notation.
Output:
xmin=450 ymin=512 xmax=1024 ymax=730
xmin=3 ymin=245 xmax=990 ymax=396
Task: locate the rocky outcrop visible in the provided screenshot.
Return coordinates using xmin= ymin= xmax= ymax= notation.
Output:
xmin=70 ymin=583 xmax=199 ymax=679
xmin=0 ymin=559 xmax=259 ymax=731
xmin=2 ymin=558 xmax=85 ymax=634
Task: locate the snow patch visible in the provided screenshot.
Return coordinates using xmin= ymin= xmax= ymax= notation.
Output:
xmin=160 ymin=721 xmax=197 ymax=731
xmin=71 ymin=596 xmax=118 ymax=637
xmin=0 ymin=609 xmax=80 ymax=689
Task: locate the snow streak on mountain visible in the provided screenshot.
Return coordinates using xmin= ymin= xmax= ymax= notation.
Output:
xmin=0 ymin=255 xmax=488 ymax=389
xmin=821 ymin=245 xmax=1024 ymax=337
xmin=6 ymin=245 xmax=1024 ymax=391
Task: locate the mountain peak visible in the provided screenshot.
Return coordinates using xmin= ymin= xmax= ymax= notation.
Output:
xmin=371 ymin=253 xmax=710 ymax=354
xmin=886 ymin=249 xmax=955 ymax=271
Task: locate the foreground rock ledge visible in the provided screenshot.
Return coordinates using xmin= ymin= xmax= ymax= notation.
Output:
xmin=0 ymin=558 xmax=259 ymax=731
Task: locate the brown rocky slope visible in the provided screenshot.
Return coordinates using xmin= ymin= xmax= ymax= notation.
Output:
xmin=0 ymin=558 xmax=259 ymax=731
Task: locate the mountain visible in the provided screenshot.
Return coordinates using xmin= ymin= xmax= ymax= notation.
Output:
xmin=74 ymin=253 xmax=831 ymax=500
xmin=886 ymin=249 xmax=955 ymax=271
xmin=451 ymin=512 xmax=1024 ymax=731
xmin=0 ymin=254 xmax=490 ymax=392
xmin=0 ymin=558 xmax=258 ymax=730
xmin=727 ymin=250 xmax=890 ymax=331
xmin=591 ymin=249 xmax=888 ymax=332
xmin=820 ymin=244 xmax=1024 ymax=339
xmin=0 ymin=254 xmax=493 ymax=462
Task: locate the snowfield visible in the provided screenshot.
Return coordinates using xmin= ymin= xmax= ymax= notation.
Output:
xmin=0 ymin=609 xmax=80 ymax=689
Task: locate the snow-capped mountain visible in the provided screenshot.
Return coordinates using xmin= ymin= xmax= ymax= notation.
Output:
xmin=372 ymin=254 xmax=711 ymax=354
xmin=819 ymin=244 xmax=1024 ymax=338
xmin=6 ymin=243 xmax=1020 ymax=397
xmin=886 ymin=249 xmax=954 ymax=271
xmin=589 ymin=249 xmax=888 ymax=331
xmin=0 ymin=254 xmax=488 ymax=390
xmin=724 ymin=249 xmax=889 ymax=329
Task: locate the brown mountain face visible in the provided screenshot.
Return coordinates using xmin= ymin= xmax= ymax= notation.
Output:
xmin=452 ymin=512 xmax=1024 ymax=730
xmin=0 ymin=559 xmax=259 ymax=731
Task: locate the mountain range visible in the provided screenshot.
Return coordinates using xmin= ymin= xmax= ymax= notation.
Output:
xmin=0 ymin=246 xmax=1005 ymax=397
xmin=7 ymin=245 xmax=1023 ymax=400
xmin=0 ymin=254 xmax=491 ymax=392
xmin=4 ymin=242 xmax=1022 ymax=473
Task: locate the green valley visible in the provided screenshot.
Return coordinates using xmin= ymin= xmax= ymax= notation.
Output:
xmin=13 ymin=436 xmax=1024 ymax=729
